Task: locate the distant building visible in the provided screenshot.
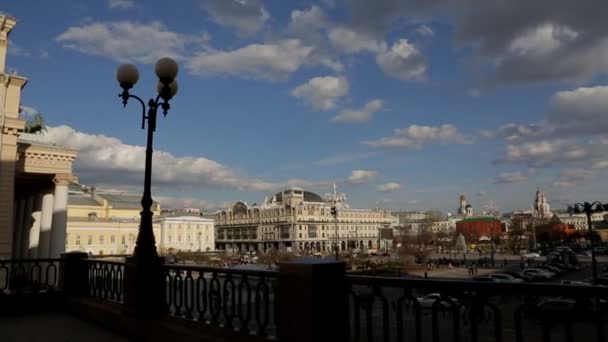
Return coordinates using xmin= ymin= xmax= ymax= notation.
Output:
xmin=395 ymin=211 xmax=428 ymax=225
xmin=534 ymin=188 xmax=552 ymax=219
xmin=156 ymin=215 xmax=214 ymax=253
xmin=66 ymin=189 xmax=161 ymax=255
xmin=214 ymin=187 xmax=393 ymax=252
xmin=456 ymin=217 xmax=502 ymax=243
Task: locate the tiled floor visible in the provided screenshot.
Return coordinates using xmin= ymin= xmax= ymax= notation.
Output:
xmin=0 ymin=313 xmax=133 ymax=342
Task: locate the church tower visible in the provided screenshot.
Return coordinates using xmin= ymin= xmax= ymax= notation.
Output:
xmin=458 ymin=194 xmax=467 ymax=215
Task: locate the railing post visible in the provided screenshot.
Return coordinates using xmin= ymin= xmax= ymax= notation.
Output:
xmin=59 ymin=252 xmax=89 ymax=297
xmin=123 ymin=256 xmax=166 ymax=318
xmin=277 ymin=258 xmax=348 ymax=342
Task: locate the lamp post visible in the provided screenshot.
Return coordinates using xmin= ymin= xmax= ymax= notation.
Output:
xmin=568 ymin=201 xmax=605 ymax=284
xmin=116 ymin=57 xmax=179 ymax=317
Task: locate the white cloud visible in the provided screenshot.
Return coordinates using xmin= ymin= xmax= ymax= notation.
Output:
xmin=292 ymin=76 xmax=349 ymax=111
xmin=376 ymin=198 xmax=392 ymax=206
xmin=8 ymin=41 xmax=31 ymax=57
xmin=347 ymin=170 xmax=378 ymax=184
xmin=19 ymin=125 xmax=279 ymax=192
xmin=155 ymin=196 xmax=231 ymax=212
xmin=365 ymin=124 xmax=471 ymax=149
xmin=331 ymin=99 xmax=383 ymax=123
xmin=493 ymin=169 xmax=536 ymax=184
xmin=592 ymin=161 xmax=608 ymax=169
xmin=56 ymin=21 xmax=209 ymax=64
xmin=199 ymin=0 xmax=269 ymax=35
xmin=377 ymin=182 xmax=401 ymax=193
xmin=328 ymin=26 xmax=385 ymax=54
xmin=376 ymin=39 xmax=427 ymax=81
xmin=314 ymin=151 xmax=379 ymax=166
xmin=552 ymin=169 xmax=594 ymax=188
xmin=108 ymin=0 xmax=135 ymax=9
xmin=187 ymin=39 xmax=313 ymax=80
xmin=416 ymin=25 xmax=434 ymax=37
xmin=496 ymin=139 xmax=599 ymax=167
xmin=19 ymin=105 xmax=38 ymax=118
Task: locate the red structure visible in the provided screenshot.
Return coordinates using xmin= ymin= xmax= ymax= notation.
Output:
xmin=456 ymin=217 xmax=502 ymax=242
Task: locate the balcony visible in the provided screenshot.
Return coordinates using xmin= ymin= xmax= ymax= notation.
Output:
xmin=1 ymin=255 xmax=608 ymax=342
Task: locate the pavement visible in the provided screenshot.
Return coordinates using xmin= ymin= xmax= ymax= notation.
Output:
xmin=0 ymin=313 xmax=133 ymax=342
xmin=409 ymin=267 xmax=498 ymax=279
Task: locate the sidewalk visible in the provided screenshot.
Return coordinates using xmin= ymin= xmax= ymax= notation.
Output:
xmin=409 ymin=267 xmax=499 ymax=279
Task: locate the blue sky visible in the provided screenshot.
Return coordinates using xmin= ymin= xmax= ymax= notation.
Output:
xmin=6 ymin=0 xmax=608 ymax=213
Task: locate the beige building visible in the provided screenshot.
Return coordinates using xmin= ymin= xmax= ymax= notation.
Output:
xmin=65 ymin=188 xmax=215 ymax=255
xmin=214 ymin=188 xmax=393 ymax=252
xmin=157 ymin=215 xmax=215 ymax=253
xmin=66 ymin=189 xmax=161 ymax=255
xmin=0 ymin=14 xmax=77 ymax=258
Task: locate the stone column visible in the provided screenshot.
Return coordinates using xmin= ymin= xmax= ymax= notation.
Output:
xmin=27 ymin=194 xmax=43 ymax=258
xmin=50 ymin=174 xmax=71 ymax=258
xmin=38 ymin=192 xmax=54 ymax=258
xmin=12 ymin=198 xmax=25 ymax=258
xmin=19 ymin=195 xmax=34 ymax=258
xmin=277 ymin=258 xmax=348 ymax=342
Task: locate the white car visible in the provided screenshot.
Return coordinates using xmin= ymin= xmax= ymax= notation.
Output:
xmin=487 ymin=273 xmax=524 ymax=283
xmin=522 ymin=252 xmax=541 ymax=258
xmin=416 ymin=293 xmax=460 ymax=309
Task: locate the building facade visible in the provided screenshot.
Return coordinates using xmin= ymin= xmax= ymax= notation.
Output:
xmin=66 ymin=189 xmax=161 ymax=255
xmin=157 ymin=215 xmax=214 ymax=253
xmin=214 ymin=188 xmax=393 ymax=252
xmin=0 ymin=14 xmax=77 ymax=258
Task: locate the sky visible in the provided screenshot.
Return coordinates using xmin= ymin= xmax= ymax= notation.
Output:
xmin=5 ymin=0 xmax=608 ymax=214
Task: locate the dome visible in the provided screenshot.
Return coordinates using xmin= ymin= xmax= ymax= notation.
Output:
xmin=274 ymin=190 xmax=325 ymax=203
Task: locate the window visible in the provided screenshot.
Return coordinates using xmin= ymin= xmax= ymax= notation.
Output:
xmin=122 ymin=236 xmax=126 ymax=245
xmin=88 ymin=235 xmax=92 ymax=245
xmin=99 ymin=236 xmax=104 ymax=244
xmin=110 ymin=235 xmax=115 ymax=243
xmin=76 ymin=235 xmax=80 ymax=245
xmin=168 ymin=235 xmax=172 ymax=242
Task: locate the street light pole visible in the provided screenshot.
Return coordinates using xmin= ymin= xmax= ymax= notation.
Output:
xmin=116 ymin=58 xmax=179 ymax=317
xmin=569 ymin=201 xmax=605 ymax=284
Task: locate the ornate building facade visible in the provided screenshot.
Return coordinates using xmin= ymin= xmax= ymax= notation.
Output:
xmin=214 ymin=188 xmax=393 ymax=252
xmin=0 ymin=14 xmax=77 ymax=258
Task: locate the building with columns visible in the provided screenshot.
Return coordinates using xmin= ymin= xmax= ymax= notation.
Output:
xmin=156 ymin=215 xmax=215 ymax=253
xmin=214 ymin=187 xmax=393 ymax=253
xmin=0 ymin=14 xmax=78 ymax=258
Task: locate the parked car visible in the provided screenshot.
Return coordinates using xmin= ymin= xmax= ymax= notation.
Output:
xmin=522 ymin=252 xmax=541 ymax=258
xmin=523 ymin=268 xmax=555 ymax=280
xmin=487 ymin=273 xmax=525 ymax=283
xmin=561 ymin=280 xmax=592 ymax=286
xmin=593 ymin=247 xmax=608 ymax=254
xmin=416 ymin=293 xmax=460 ymax=309
xmin=474 ymin=276 xmax=500 ymax=283
xmin=500 ymin=271 xmax=533 ymax=282
xmin=540 ymin=265 xmax=565 ymax=274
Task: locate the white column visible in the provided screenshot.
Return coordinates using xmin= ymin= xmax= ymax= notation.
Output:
xmin=38 ymin=192 xmax=54 ymax=258
xmin=49 ymin=174 xmax=71 ymax=258
xmin=27 ymin=194 xmax=43 ymax=258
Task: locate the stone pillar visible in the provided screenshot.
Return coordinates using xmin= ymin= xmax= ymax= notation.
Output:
xmin=277 ymin=258 xmax=348 ymax=342
xmin=19 ymin=195 xmax=34 ymax=258
xmin=50 ymin=174 xmax=71 ymax=258
xmin=27 ymin=194 xmax=43 ymax=258
xmin=12 ymin=198 xmax=24 ymax=258
xmin=59 ymin=252 xmax=89 ymax=296
xmin=38 ymin=192 xmax=54 ymax=258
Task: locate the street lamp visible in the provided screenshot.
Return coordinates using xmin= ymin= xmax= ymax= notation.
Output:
xmin=568 ymin=201 xmax=606 ymax=283
xmin=116 ymin=57 xmax=178 ymax=317
xmin=116 ymin=58 xmax=178 ymax=261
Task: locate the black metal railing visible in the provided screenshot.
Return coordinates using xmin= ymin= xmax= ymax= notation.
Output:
xmin=86 ymin=259 xmax=125 ymax=303
xmin=347 ymin=275 xmax=608 ymax=342
xmin=0 ymin=259 xmax=62 ymax=295
xmin=162 ymin=264 xmax=278 ymax=338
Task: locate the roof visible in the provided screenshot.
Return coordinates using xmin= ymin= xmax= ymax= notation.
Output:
xmin=68 ymin=194 xmax=100 ymax=206
xmin=459 ymin=216 xmax=501 ymax=222
xmin=274 ymin=190 xmax=325 ymax=203
xmin=100 ymin=194 xmax=153 ymax=209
